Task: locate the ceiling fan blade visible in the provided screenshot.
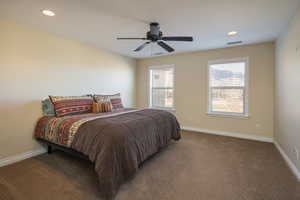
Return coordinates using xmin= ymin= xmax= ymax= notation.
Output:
xmin=117 ymin=37 xmax=147 ymax=40
xmin=157 ymin=41 xmax=174 ymax=52
xmin=162 ymin=36 xmax=193 ymax=42
xmin=134 ymin=42 xmax=150 ymax=51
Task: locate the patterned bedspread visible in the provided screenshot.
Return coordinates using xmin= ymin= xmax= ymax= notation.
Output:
xmin=35 ymin=108 xmax=181 ymax=199
xmin=34 ymin=109 xmax=137 ymax=147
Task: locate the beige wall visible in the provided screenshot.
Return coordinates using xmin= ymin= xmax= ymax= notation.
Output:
xmin=137 ymin=42 xmax=275 ymax=139
xmin=0 ymin=18 xmax=277 ymax=162
xmin=0 ymin=19 xmax=136 ymax=159
xmin=275 ymin=8 xmax=300 ymax=171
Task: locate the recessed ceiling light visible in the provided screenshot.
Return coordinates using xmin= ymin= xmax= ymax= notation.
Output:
xmin=42 ymin=10 xmax=55 ymax=17
xmin=227 ymin=31 xmax=238 ymax=36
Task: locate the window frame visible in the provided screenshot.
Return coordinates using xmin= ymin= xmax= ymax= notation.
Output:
xmin=148 ymin=64 xmax=175 ymax=111
xmin=207 ymin=57 xmax=249 ymax=118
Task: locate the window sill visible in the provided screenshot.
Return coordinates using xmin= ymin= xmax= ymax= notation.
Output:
xmin=207 ymin=112 xmax=249 ymax=119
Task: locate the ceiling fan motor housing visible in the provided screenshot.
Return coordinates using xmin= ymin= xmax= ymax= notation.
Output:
xmin=148 ymin=22 xmax=162 ymax=41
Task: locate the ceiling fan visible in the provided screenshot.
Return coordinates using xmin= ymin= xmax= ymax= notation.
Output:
xmin=117 ymin=22 xmax=193 ymax=53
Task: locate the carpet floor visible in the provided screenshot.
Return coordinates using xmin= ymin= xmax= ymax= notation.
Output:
xmin=0 ymin=131 xmax=299 ymax=200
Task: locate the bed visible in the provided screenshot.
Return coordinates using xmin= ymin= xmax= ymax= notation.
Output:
xmin=35 ymin=108 xmax=181 ymax=199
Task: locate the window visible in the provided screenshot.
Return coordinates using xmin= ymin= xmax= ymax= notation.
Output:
xmin=208 ymin=58 xmax=249 ymax=117
xmin=149 ymin=65 xmax=175 ymax=110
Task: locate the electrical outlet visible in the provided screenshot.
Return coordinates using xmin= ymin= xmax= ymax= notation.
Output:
xmin=255 ymin=124 xmax=261 ymax=129
xmin=293 ymin=147 xmax=299 ymax=160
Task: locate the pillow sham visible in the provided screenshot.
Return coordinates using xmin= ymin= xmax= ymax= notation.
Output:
xmin=92 ymin=101 xmax=112 ymax=113
xmin=49 ymin=95 xmax=93 ymax=117
xmin=110 ymin=97 xmax=124 ymax=110
xmin=93 ymin=93 xmax=119 ymax=102
xmin=41 ymin=98 xmax=55 ymax=116
xmin=93 ymin=93 xmax=124 ymax=110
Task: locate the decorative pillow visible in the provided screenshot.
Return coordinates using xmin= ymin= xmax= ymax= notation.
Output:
xmin=93 ymin=93 xmax=124 ymax=110
xmin=93 ymin=93 xmax=119 ymax=102
xmin=110 ymin=97 xmax=124 ymax=110
xmin=41 ymin=98 xmax=55 ymax=116
xmin=49 ymin=95 xmax=93 ymax=117
xmin=92 ymin=101 xmax=112 ymax=113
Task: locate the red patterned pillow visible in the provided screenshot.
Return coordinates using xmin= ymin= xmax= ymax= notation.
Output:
xmin=110 ymin=97 xmax=124 ymax=110
xmin=49 ymin=96 xmax=93 ymax=117
xmin=93 ymin=93 xmax=119 ymax=102
xmin=93 ymin=93 xmax=124 ymax=110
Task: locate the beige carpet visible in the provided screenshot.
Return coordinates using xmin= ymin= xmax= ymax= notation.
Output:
xmin=0 ymin=131 xmax=299 ymax=200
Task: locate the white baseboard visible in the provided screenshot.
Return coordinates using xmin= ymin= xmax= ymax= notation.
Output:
xmin=181 ymin=126 xmax=273 ymax=143
xmin=274 ymin=141 xmax=300 ymax=182
xmin=0 ymin=148 xmax=46 ymax=168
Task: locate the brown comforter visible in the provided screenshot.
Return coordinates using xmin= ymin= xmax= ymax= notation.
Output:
xmin=36 ymin=109 xmax=181 ymax=199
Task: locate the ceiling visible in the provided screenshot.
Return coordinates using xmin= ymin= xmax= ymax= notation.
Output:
xmin=0 ymin=0 xmax=299 ymax=58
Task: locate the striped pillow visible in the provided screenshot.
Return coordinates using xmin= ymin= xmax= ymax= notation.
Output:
xmin=93 ymin=93 xmax=120 ymax=102
xmin=49 ymin=96 xmax=93 ymax=117
xmin=92 ymin=101 xmax=112 ymax=113
xmin=110 ymin=97 xmax=124 ymax=110
xmin=93 ymin=93 xmax=124 ymax=110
